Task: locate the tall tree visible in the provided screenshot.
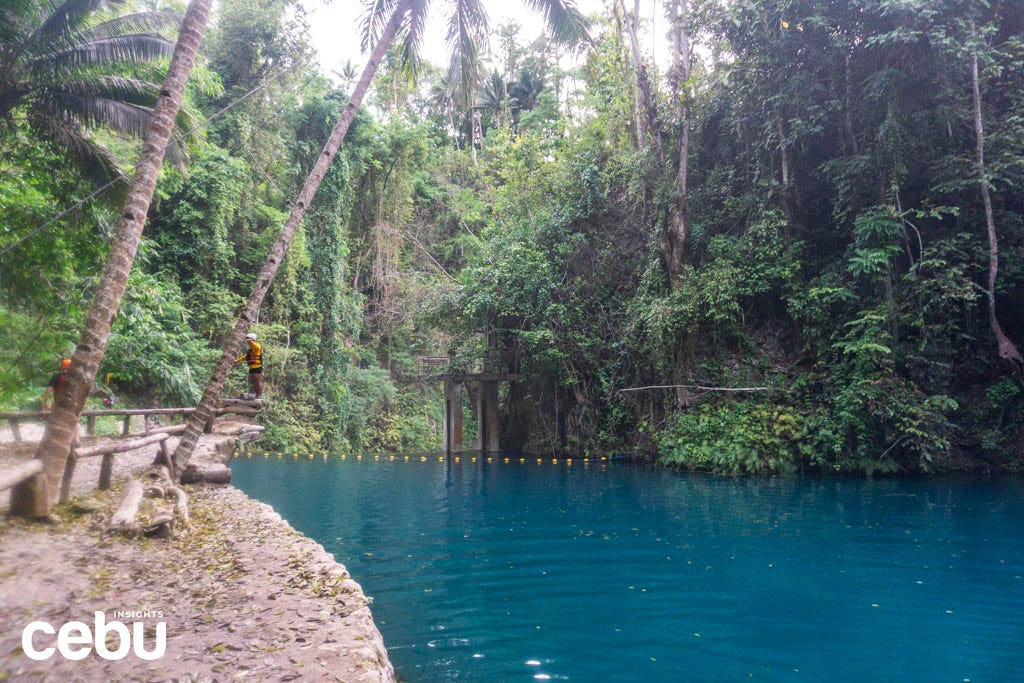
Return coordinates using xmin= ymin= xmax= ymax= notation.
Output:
xmin=27 ymin=0 xmax=213 ymax=512
xmin=969 ymin=19 xmax=1024 ymax=375
xmin=172 ymin=0 xmax=590 ymax=472
xmin=661 ymin=0 xmax=691 ymax=286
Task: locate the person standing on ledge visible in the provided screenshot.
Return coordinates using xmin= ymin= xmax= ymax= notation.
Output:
xmin=236 ymin=332 xmax=263 ymax=399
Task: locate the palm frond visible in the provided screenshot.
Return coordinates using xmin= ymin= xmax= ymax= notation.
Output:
xmin=29 ymin=34 xmax=176 ymax=71
xmin=398 ymin=0 xmax=431 ymax=81
xmin=35 ymin=93 xmax=152 ymax=138
xmin=34 ymin=115 xmax=126 ymax=186
xmin=57 ymin=75 xmax=160 ymax=104
xmin=520 ymin=0 xmax=590 ymax=48
xmin=446 ymin=0 xmax=488 ymax=101
xmin=360 ymin=0 xmax=403 ymax=53
xmin=78 ymin=11 xmax=181 ymax=43
xmin=30 ymin=0 xmax=123 ymax=45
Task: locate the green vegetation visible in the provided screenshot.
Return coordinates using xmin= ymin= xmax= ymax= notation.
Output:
xmin=2 ymin=0 xmax=1022 ymax=473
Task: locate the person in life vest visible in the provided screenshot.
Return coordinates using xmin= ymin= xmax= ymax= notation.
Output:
xmin=43 ymin=358 xmax=80 ymax=444
xmin=235 ymin=332 xmax=263 ymax=398
xmin=42 ymin=358 xmax=71 ymax=411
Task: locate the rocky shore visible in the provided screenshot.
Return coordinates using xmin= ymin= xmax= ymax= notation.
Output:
xmin=0 ymin=425 xmax=395 ymax=682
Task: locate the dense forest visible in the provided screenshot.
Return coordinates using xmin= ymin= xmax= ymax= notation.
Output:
xmin=2 ymin=0 xmax=1023 ymax=474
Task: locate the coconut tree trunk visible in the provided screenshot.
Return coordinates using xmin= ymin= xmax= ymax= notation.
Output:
xmin=29 ymin=0 xmax=212 ymax=510
xmin=970 ymin=33 xmax=1024 ymax=372
xmin=171 ymin=0 xmax=411 ymax=473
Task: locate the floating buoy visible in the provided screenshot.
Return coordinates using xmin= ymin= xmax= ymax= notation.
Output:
xmin=455 ymin=457 xmax=461 ymax=463
xmin=420 ymin=456 xmax=427 ymax=462
xmin=552 ymin=458 xmax=558 ymax=464
xmin=520 ymin=458 xmax=525 ymax=464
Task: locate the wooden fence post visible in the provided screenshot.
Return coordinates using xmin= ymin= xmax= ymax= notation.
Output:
xmin=59 ymin=447 xmax=78 ymax=504
xmin=99 ymin=453 xmax=114 ymax=490
xmin=11 ymin=418 xmax=21 ymax=442
xmin=87 ymin=415 xmax=97 ymax=436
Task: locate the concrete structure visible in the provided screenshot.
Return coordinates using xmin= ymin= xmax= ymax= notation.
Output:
xmin=442 ymin=373 xmax=518 ymax=455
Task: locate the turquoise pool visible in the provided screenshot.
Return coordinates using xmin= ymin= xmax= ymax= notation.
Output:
xmin=232 ymin=455 xmax=1024 ymax=682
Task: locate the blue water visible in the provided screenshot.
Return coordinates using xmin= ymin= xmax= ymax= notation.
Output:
xmin=231 ymin=454 xmax=1024 ymax=682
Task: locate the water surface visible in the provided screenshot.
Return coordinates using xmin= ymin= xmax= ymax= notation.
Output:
xmin=232 ymin=454 xmax=1024 ymax=682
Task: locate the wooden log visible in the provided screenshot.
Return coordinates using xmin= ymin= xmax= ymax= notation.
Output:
xmin=10 ymin=471 xmax=49 ymax=517
xmin=167 ymin=485 xmax=191 ymax=528
xmin=58 ymin=449 xmax=78 ymax=504
xmin=179 ymin=463 xmax=231 ymax=485
xmin=143 ymin=508 xmax=174 ymax=538
xmin=216 ymin=406 xmax=261 ymax=416
xmin=108 ymin=479 xmax=144 ymax=536
xmin=126 ymin=423 xmax=186 ymax=439
xmin=98 ymin=453 xmax=114 ymax=490
xmin=0 ymin=411 xmax=49 ymax=419
xmin=75 ymin=432 xmax=170 ymax=459
xmin=0 ymin=459 xmax=44 ymax=492
xmin=218 ymin=398 xmax=263 ymax=408
xmin=161 ymin=440 xmax=174 ymax=480
xmin=144 ymin=484 xmax=166 ymax=498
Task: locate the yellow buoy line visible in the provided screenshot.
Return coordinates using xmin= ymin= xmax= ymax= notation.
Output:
xmin=237 ymin=450 xmax=614 ymax=466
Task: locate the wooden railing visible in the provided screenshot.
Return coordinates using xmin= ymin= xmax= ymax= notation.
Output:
xmin=1 ymin=399 xmax=262 ymax=513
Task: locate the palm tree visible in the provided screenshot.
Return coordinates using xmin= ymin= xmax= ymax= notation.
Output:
xmin=171 ymin=0 xmax=591 ymax=473
xmin=476 ymin=69 xmax=508 ymax=128
xmin=24 ymin=0 xmax=214 ymax=514
xmin=0 ymin=0 xmax=195 ymax=184
xmin=508 ymin=65 xmax=545 ymax=115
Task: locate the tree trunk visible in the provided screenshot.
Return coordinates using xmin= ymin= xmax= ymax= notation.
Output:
xmin=844 ymin=50 xmax=860 ymax=156
xmin=31 ymin=0 xmax=212 ymax=509
xmin=614 ymin=0 xmax=644 ymax=149
xmin=626 ymin=0 xmax=662 ymax=161
xmin=171 ymin=0 xmax=412 ymax=473
xmin=970 ymin=36 xmax=1024 ymax=372
xmin=663 ymin=0 xmax=691 ymax=287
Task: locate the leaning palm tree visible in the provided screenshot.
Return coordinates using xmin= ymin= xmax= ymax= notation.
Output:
xmin=171 ymin=0 xmax=590 ymax=473
xmin=0 ymin=0 xmax=196 ymax=184
xmin=24 ymin=0 xmax=214 ymax=514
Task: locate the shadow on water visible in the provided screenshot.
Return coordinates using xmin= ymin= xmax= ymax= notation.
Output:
xmin=232 ymin=452 xmax=1024 ymax=683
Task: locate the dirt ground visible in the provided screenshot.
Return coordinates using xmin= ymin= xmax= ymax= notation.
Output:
xmin=0 ymin=422 xmax=395 ymax=682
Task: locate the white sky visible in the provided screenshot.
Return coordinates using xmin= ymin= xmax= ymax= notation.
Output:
xmin=302 ymin=0 xmax=668 ymax=79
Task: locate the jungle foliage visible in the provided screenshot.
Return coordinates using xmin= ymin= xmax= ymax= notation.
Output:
xmin=2 ymin=0 xmax=1022 ymax=473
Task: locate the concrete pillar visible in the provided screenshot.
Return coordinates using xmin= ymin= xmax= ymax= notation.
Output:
xmin=476 ymin=380 xmax=500 ymax=454
xmin=444 ymin=381 xmax=463 ymax=455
